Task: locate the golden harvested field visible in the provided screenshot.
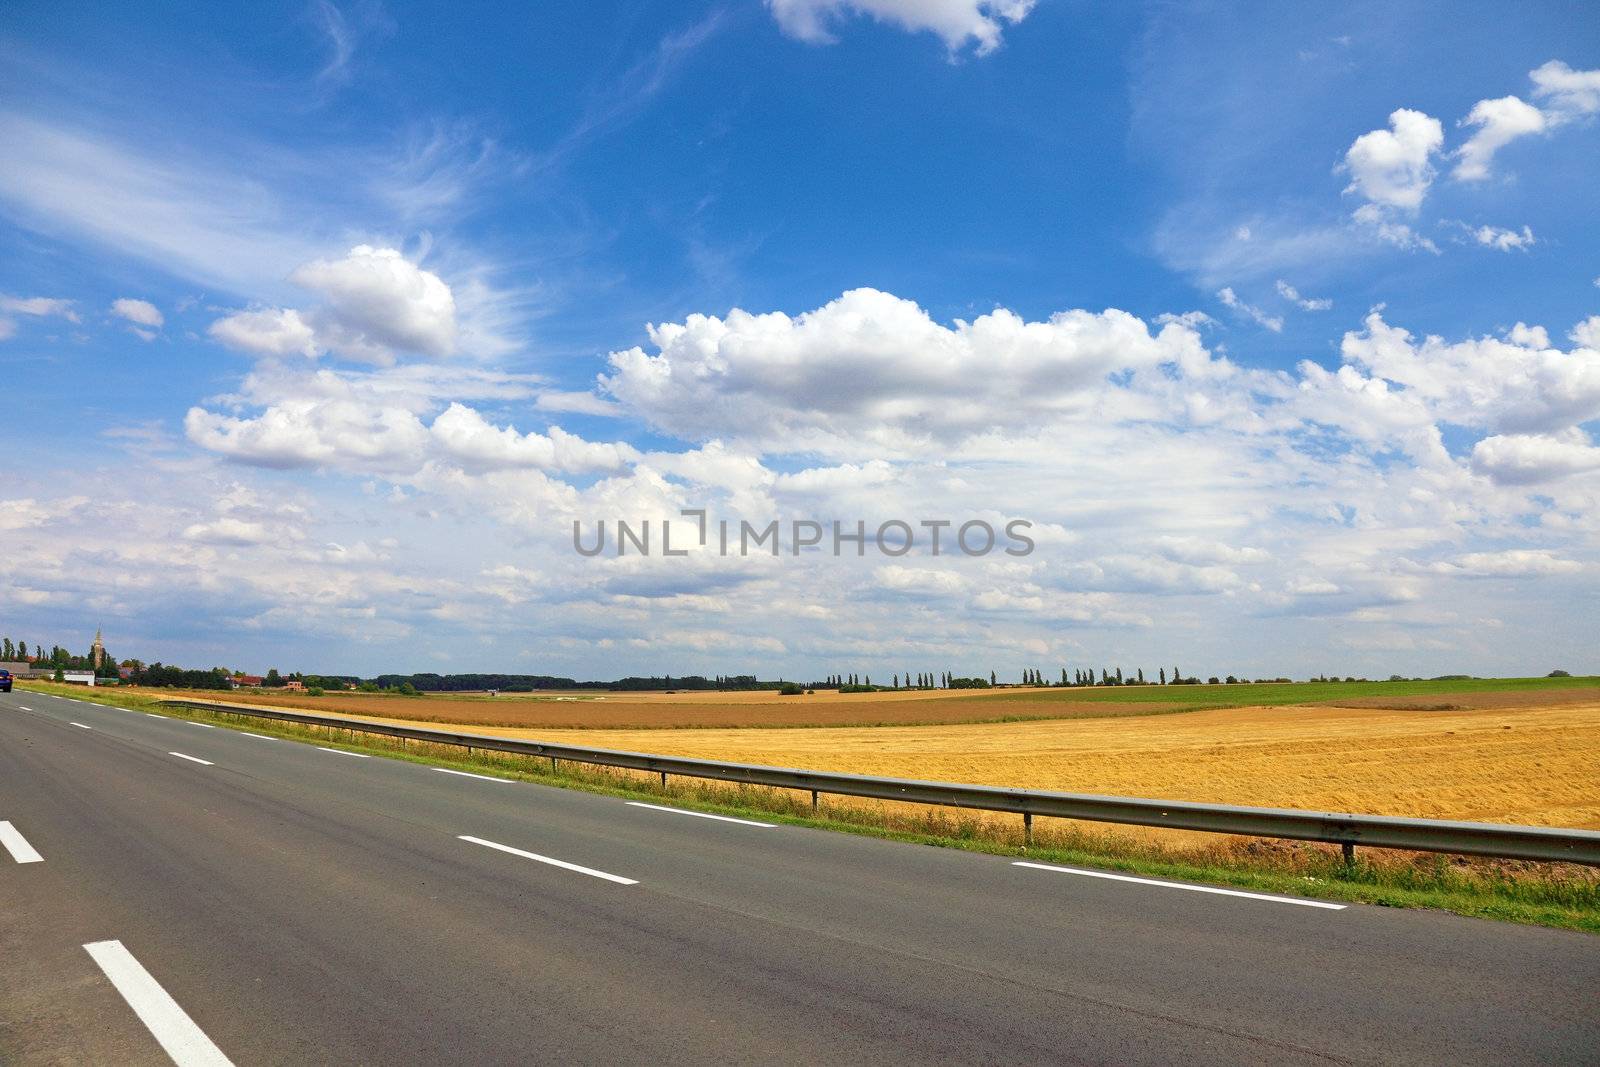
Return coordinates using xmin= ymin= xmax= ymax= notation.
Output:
xmin=123 ymin=682 xmax=1599 ymax=830
xmin=307 ymin=698 xmax=1600 ymax=829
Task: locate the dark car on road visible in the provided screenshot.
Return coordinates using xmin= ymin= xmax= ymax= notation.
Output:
xmin=0 ymin=669 xmax=11 ymax=692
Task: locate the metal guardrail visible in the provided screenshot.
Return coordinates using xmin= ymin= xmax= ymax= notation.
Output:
xmin=159 ymin=698 xmax=1600 ymax=866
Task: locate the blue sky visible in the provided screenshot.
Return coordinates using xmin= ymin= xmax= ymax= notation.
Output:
xmin=1 ymin=1 xmax=1597 ymax=680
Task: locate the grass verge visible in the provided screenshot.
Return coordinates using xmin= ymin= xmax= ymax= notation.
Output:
xmin=21 ymin=681 xmax=1599 ymax=934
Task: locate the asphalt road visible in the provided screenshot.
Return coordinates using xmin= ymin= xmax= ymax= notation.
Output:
xmin=2 ymin=688 xmax=1595 ymax=1066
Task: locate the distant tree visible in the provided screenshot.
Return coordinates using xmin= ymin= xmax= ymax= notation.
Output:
xmin=1548 ymin=669 xmax=1571 ymax=677
xmin=990 ymin=670 xmax=997 ymax=686
xmin=265 ymin=668 xmax=283 ymax=688
xmin=54 ymin=667 xmax=65 ymax=682
xmin=1115 ymin=667 xmax=1123 ymax=684
xmin=1159 ymin=667 xmax=1166 ymax=684
xmin=779 ymin=682 xmax=803 ymax=695
xmin=1172 ymin=665 xmax=1180 ymax=686
xmin=1137 ymin=667 xmax=1145 ymax=684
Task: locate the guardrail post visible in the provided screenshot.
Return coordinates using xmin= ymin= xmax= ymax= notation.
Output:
xmin=1023 ymin=811 xmax=1033 ymax=847
xmin=811 ymin=789 xmax=819 ymax=813
xmin=1342 ymin=841 xmax=1356 ymax=866
xmin=660 ymin=771 xmax=667 ymax=789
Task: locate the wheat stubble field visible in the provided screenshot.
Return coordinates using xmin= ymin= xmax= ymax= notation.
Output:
xmin=524 ymin=702 xmax=1600 ymax=829
xmin=142 ymin=677 xmax=1600 ymax=829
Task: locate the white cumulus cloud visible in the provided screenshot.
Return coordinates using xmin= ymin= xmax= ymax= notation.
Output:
xmin=1342 ymin=108 xmax=1443 ymax=212
xmin=1453 ymin=95 xmax=1546 ymax=181
xmin=209 ymin=307 xmax=320 ymax=358
xmin=110 ymin=297 xmax=164 ymax=328
xmin=767 ymin=0 xmax=1034 ymax=57
xmin=1471 ymin=428 xmax=1600 ymax=485
xmin=1530 ymin=60 xmax=1600 ymax=123
xmin=1449 ymin=549 xmax=1583 ymax=579
xmin=429 ymin=403 xmax=638 ymax=475
xmin=209 ymin=245 xmax=459 ymax=365
xmin=1 ymin=295 xmax=80 ymax=323
xmin=1452 ymin=220 xmax=1536 ymax=252
xmin=289 ymin=245 xmax=457 ymax=359
xmin=598 ymin=287 xmax=1218 ymax=454
xmin=1339 ymin=311 xmax=1600 ymax=435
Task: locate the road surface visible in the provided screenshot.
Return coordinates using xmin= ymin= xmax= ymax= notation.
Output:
xmin=2 ymin=687 xmax=1595 ymax=1065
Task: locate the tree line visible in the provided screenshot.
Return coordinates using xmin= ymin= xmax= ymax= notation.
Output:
xmin=2 ymin=636 xmax=121 ymax=679
xmin=9 ymin=627 xmax=1563 ymax=693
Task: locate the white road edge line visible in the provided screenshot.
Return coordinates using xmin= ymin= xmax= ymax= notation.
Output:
xmin=435 ymin=768 xmax=512 ymax=783
xmin=241 ymin=733 xmax=276 ymax=741
xmin=83 ymin=939 xmax=234 ymax=1067
xmin=186 ymin=722 xmax=216 ymax=729
xmin=168 ymin=752 xmax=214 ymax=766
xmin=1012 ymin=862 xmax=1347 ymax=910
xmin=458 ymin=835 xmax=638 ymax=885
xmin=316 ymin=747 xmax=370 ymax=758
xmin=0 ymin=821 xmax=44 ymax=864
xmin=625 ymin=801 xmax=776 ymax=828
xmin=145 ymin=713 xmax=166 ymax=719
xmin=16 ymin=705 xmax=32 ymax=711
xmin=70 ymin=721 xmax=92 ymax=729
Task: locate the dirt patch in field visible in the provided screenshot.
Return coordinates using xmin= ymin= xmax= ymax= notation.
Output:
xmin=1310 ymin=687 xmax=1600 ymax=711
xmin=128 ymin=687 xmax=1175 ymax=729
